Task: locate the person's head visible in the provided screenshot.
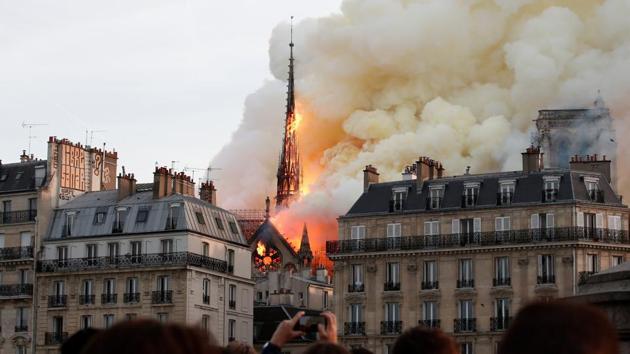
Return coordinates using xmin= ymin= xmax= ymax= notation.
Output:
xmin=60 ymin=328 xmax=101 ymax=354
xmin=224 ymin=340 xmax=257 ymax=354
xmin=392 ymin=326 xmax=458 ymax=354
xmin=304 ymin=343 xmax=350 ymax=354
xmin=498 ymin=301 xmax=619 ymax=354
xmin=82 ymin=319 xmax=221 ymax=354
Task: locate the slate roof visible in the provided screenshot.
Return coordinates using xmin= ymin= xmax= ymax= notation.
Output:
xmin=250 ymin=218 xmax=297 ymax=257
xmin=46 ymin=190 xmax=247 ymax=246
xmin=345 ymin=168 xmax=623 ymax=217
xmin=0 ymin=160 xmax=47 ymax=194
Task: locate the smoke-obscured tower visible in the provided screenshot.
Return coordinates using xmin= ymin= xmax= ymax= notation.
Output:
xmin=275 ymin=23 xmax=301 ymax=210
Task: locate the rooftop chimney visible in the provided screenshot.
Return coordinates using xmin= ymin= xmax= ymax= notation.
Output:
xmin=173 ymin=172 xmax=195 ymax=197
xmin=570 ymin=154 xmax=613 ymax=185
xmin=363 ymin=165 xmax=379 ymax=192
xmin=199 ymin=181 xmax=217 ymax=205
xmin=117 ymin=171 xmax=137 ymax=201
xmin=19 ymin=150 xmax=30 ymax=163
xmin=153 ymin=167 xmax=174 ymax=199
xmin=522 ymin=145 xmax=544 ymax=172
xmin=415 ymin=157 xmax=444 ymax=192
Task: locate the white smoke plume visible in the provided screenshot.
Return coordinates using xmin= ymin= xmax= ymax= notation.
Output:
xmin=212 ymin=0 xmax=630 ymax=248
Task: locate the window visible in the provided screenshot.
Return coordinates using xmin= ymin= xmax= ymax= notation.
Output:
xmin=612 ymin=255 xmax=624 ymax=267
xmin=125 ymin=314 xmax=137 ymax=321
xmin=385 ymin=303 xmax=400 ymax=322
xmin=463 ymin=183 xmax=479 ymax=207
xmin=227 ymin=249 xmax=235 ymax=272
xmin=494 ymin=298 xmax=510 ymax=331
xmin=107 ymin=242 xmax=119 ymax=259
xmin=530 ymin=213 xmax=554 ymax=239
xmin=350 ymin=225 xmax=366 ymax=239
xmin=458 ymin=259 xmax=474 ymax=288
xmin=201 ymin=315 xmax=210 ymax=331
xmin=113 ymin=207 xmax=128 ymax=233
xmin=15 ymin=171 xmax=23 ymax=180
xmin=54 ymin=280 xmax=65 ymax=297
xmin=386 ymin=223 xmax=401 ymax=237
xmin=202 ymin=279 xmax=210 ymax=304
xmin=19 ymin=269 xmax=28 ymax=285
xmin=20 ymin=232 xmax=31 ymax=247
xmin=80 ymin=315 xmax=92 ymax=329
xmin=608 ymin=215 xmax=622 ymax=241
xmin=229 ymin=284 xmax=236 ymax=309
xmin=195 ymin=211 xmax=205 ymax=224
xmin=586 ymin=254 xmax=599 ymax=273
xmin=52 ymin=316 xmax=64 ymax=336
xmin=57 ymin=246 xmax=68 ymax=265
xmin=385 ymin=262 xmax=400 ymax=290
xmin=229 ymin=221 xmax=239 ymax=234
xmin=161 ymin=239 xmax=174 ymax=254
xmin=215 ymin=217 xmax=225 ymax=230
xmin=157 ymin=313 xmax=168 ymax=323
xmin=453 ymin=218 xmax=481 ymax=245
xmin=424 ymin=221 xmax=440 ymax=246
xmin=166 ymin=204 xmax=181 ymax=230
xmin=104 ymin=314 xmax=115 ymax=328
xmin=584 ymin=177 xmax=600 ymax=201
xmin=422 ymin=301 xmax=438 ymax=322
xmin=543 ymin=176 xmax=560 ymax=202
xmin=422 ymin=261 xmax=438 ymax=289
xmin=202 ymin=242 xmax=209 ymax=257
xmin=158 ymin=276 xmax=170 ymax=292
xmin=28 ymin=197 xmax=37 ymax=211
xmin=126 ymin=277 xmax=139 ymax=302
xmin=16 ymin=307 xmax=28 ymax=330
xmin=63 ymin=212 xmax=76 ymax=237
xmin=498 ymin=181 xmax=515 ymax=205
xmin=391 ymin=189 xmax=406 ymax=211
xmin=81 ymin=279 xmax=93 ymax=304
xmin=130 ymin=241 xmax=142 ymax=262
xmin=461 ymin=342 xmax=474 ymax=354
xmin=323 ymin=291 xmax=329 ymax=308
xmin=0 ymin=174 xmax=6 ymax=182
xmin=228 ymin=319 xmax=236 ymax=340
xmin=136 ymin=208 xmax=149 ymax=223
xmin=458 ymin=300 xmax=474 ymax=320
xmin=350 ymin=264 xmax=364 ymax=292
xmin=104 ymin=278 xmax=116 ymax=296
xmin=86 ymin=244 xmax=98 ymax=261
xmin=495 ymin=216 xmax=511 ymax=240
xmin=537 ymin=255 xmax=555 ymax=284
xmin=16 ymin=345 xmax=26 ymax=354
xmin=494 ymin=257 xmax=510 ymax=286
xmin=349 ymin=304 xmax=362 ymax=323
xmin=429 ymin=186 xmax=444 ymax=209
xmin=93 ymin=211 xmax=106 ymax=224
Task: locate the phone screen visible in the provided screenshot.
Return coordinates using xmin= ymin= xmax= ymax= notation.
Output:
xmin=294 ymin=315 xmax=325 ymax=333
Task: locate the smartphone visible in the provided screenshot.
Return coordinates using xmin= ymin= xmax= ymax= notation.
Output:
xmin=294 ymin=315 xmax=326 ymax=333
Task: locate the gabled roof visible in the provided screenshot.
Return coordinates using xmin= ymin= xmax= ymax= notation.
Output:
xmin=0 ymin=160 xmax=47 ymax=194
xmin=249 ymin=218 xmax=297 ymax=257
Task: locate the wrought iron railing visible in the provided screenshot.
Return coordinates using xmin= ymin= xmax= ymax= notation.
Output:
xmin=45 ymin=332 xmax=68 ymax=345
xmin=0 ymin=247 xmax=33 ymax=261
xmin=490 ymin=316 xmax=512 ymax=331
xmin=15 ymin=325 xmax=28 ymax=332
xmin=101 ymin=293 xmax=117 ymax=304
xmin=152 ymin=290 xmax=173 ymax=304
xmin=537 ymin=274 xmax=556 ymax=285
xmin=380 ymin=321 xmax=403 ymax=335
xmin=344 ymin=322 xmax=366 ymax=335
xmin=229 ymin=300 xmax=236 ymax=309
xmin=0 ymin=284 xmax=32 ymax=296
xmin=421 ymin=281 xmax=439 ymax=290
xmin=79 ymin=294 xmax=95 ymax=305
xmin=384 ymin=282 xmax=400 ymax=291
xmin=419 ymin=319 xmax=440 ymax=328
xmin=493 ymin=277 xmax=511 ymax=287
xmin=202 ymin=295 xmax=210 ymax=304
xmin=326 ymin=227 xmax=629 ymax=255
xmin=453 ymin=318 xmax=476 ymax=333
xmin=48 ymin=295 xmax=67 ymax=308
xmin=124 ymin=292 xmax=141 ymax=303
xmin=38 ymin=252 xmax=228 ymax=273
xmin=0 ymin=210 xmax=36 ymax=225
xmin=457 ymin=279 xmax=475 ymax=289
xmin=348 ymin=284 xmax=365 ymax=293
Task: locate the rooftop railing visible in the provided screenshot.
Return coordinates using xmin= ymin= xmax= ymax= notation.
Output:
xmin=38 ymin=252 xmax=228 ymax=273
xmin=0 ymin=210 xmax=36 ymax=225
xmin=326 ymin=227 xmax=629 ymax=255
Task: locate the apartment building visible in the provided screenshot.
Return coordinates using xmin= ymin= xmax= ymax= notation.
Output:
xmin=34 ymin=169 xmax=254 ymax=353
xmin=327 ymin=148 xmax=630 ymax=354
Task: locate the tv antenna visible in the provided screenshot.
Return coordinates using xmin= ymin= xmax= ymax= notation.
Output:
xmin=21 ymin=121 xmax=48 ymax=155
xmin=85 ymin=129 xmax=107 ymax=147
xmin=183 ymin=166 xmax=222 ymax=182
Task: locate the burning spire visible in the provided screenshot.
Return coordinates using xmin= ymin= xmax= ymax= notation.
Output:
xmin=297 ymin=223 xmax=313 ymax=267
xmin=275 ymin=16 xmax=301 ymax=210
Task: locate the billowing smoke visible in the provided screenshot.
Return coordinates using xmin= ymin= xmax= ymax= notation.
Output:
xmin=212 ymin=0 xmax=630 ymax=249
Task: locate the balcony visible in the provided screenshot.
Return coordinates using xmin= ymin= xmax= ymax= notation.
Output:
xmin=419 ymin=319 xmax=440 ymax=329
xmin=78 ymin=294 xmax=95 ymax=305
xmin=421 ymin=281 xmax=439 ymax=290
xmin=38 ymin=252 xmax=228 ymax=274
xmin=542 ymin=189 xmax=558 ymax=202
xmin=45 ymin=332 xmax=68 ymax=345
xmin=326 ymin=227 xmax=630 ymax=255
xmin=453 ymin=318 xmax=476 ymax=333
xmin=537 ymin=274 xmax=556 ymax=285
xmin=0 ymin=210 xmax=36 ymax=225
xmin=493 ymin=278 xmax=511 ymax=287
xmin=348 ymin=284 xmax=365 ymax=293
xmin=461 ymin=195 xmax=478 ymax=208
xmin=0 ymin=284 xmax=33 ymax=296
xmin=490 ymin=316 xmax=512 ymax=331
xmin=426 ymin=197 xmax=442 ymax=210
xmin=344 ymin=322 xmax=366 ymax=336
xmin=152 ymin=290 xmax=173 ymax=304
xmin=48 ymin=295 xmax=67 ymax=308
xmin=0 ymin=247 xmax=33 ymax=261
xmin=124 ymin=292 xmax=141 ymax=303
xmin=457 ymin=279 xmax=474 ymax=289
xmin=384 ymin=282 xmax=400 ymax=291
xmin=101 ymin=293 xmax=118 ymax=304
xmin=381 ymin=321 xmax=403 ymax=335
xmin=229 ymin=300 xmax=236 ymax=309
xmin=15 ymin=325 xmax=28 ymax=332
xmin=496 ymin=192 xmax=513 ymax=206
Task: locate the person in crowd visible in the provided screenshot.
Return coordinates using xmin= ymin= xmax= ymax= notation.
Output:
xmin=82 ymin=319 xmax=223 ymax=354
xmin=498 ymin=301 xmax=619 ymax=354
xmin=391 ymin=326 xmax=458 ymax=354
xmin=60 ymin=328 xmax=102 ymax=354
xmin=304 ymin=343 xmax=350 ymax=354
xmin=225 ymin=340 xmax=257 ymax=354
xmin=262 ymin=311 xmax=338 ymax=354
xmin=349 ymin=347 xmax=374 ymax=354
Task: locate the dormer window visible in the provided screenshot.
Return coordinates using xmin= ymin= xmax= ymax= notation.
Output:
xmin=112 ymin=207 xmax=128 ymax=233
xmin=543 ymin=176 xmax=560 ymax=202
xmin=390 ymin=187 xmax=407 ymax=212
xmin=498 ymin=180 xmax=515 ymax=206
xmin=583 ymin=177 xmax=602 ymax=202
xmin=428 ymin=185 xmax=444 ymax=210
xmin=136 ymin=207 xmax=149 ymax=223
xmin=62 ymin=212 xmax=76 ymax=237
xmin=462 ymin=183 xmax=480 ymax=208
xmin=166 ymin=203 xmax=181 ymax=230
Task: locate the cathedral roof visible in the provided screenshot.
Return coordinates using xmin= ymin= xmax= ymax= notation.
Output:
xmin=249 ymin=218 xmax=297 ymax=258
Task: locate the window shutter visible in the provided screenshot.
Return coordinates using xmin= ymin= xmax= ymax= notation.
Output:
xmin=531 ymin=214 xmax=539 ymax=229
xmin=387 ymin=224 xmax=394 ymax=237
xmin=546 ymin=214 xmax=554 ymax=228
xmin=474 ymin=218 xmax=481 ymax=232
xmin=495 ymin=217 xmax=502 ymax=232
xmin=424 ymin=222 xmax=431 ymax=236
xmin=537 ymin=255 xmax=543 ymax=277
xmin=608 ymin=216 xmax=615 ymax=230
xmin=431 ymin=222 xmax=439 ymax=235
xmin=395 ymin=223 xmax=401 ymax=237
xmin=577 ymin=212 xmax=584 ymax=227
xmin=451 ymin=219 xmax=460 ymax=235
xmin=596 ymin=213 xmax=604 ymax=228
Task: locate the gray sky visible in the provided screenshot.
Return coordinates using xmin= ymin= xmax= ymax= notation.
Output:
xmin=0 ymin=0 xmax=340 ymax=182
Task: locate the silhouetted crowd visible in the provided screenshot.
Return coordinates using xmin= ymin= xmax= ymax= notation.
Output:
xmin=61 ymin=301 xmax=620 ymax=354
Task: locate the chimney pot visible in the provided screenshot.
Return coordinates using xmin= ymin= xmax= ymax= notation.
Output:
xmin=521 ymin=145 xmax=544 ymax=172
xmin=363 ymin=165 xmax=379 ymax=192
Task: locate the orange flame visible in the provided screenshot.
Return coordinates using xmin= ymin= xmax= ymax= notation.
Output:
xmin=256 ymin=241 xmax=266 ymax=256
xmin=288 ymin=112 xmax=303 ymax=134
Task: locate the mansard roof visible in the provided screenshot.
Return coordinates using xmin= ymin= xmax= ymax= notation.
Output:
xmin=0 ymin=160 xmax=47 ymax=194
xmin=45 ymin=190 xmax=247 ymax=246
xmin=345 ymin=168 xmax=623 ymax=217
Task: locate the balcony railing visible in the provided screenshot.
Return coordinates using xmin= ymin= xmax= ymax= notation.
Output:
xmin=48 ymin=295 xmax=67 ymax=308
xmin=421 ymin=281 xmax=439 ymax=290
xmin=229 ymin=300 xmax=236 ymax=309
xmin=493 ymin=277 xmax=511 ymax=287
xmin=457 ymin=279 xmax=474 ymax=289
xmin=384 ymin=282 xmax=400 ymax=291
xmin=101 ymin=293 xmax=117 ymax=304
xmin=0 ymin=247 xmax=33 ymax=261
xmin=78 ymin=294 xmax=95 ymax=305
xmin=490 ymin=316 xmax=512 ymax=331
xmin=45 ymin=332 xmax=68 ymax=345
xmin=326 ymin=227 xmax=630 ymax=255
xmin=15 ymin=325 xmax=28 ymax=332
xmin=152 ymin=290 xmax=173 ymax=304
xmin=537 ymin=274 xmax=556 ymax=285
xmin=38 ymin=252 xmax=228 ymax=274
xmin=348 ymin=284 xmax=365 ymax=293
xmin=0 ymin=284 xmax=32 ymax=296
xmin=0 ymin=210 xmax=36 ymax=225
xmin=419 ymin=319 xmax=440 ymax=328
xmin=453 ymin=318 xmax=476 ymax=333
xmin=380 ymin=321 xmax=403 ymax=335
xmin=344 ymin=322 xmax=366 ymax=335
xmin=124 ymin=292 xmax=141 ymax=303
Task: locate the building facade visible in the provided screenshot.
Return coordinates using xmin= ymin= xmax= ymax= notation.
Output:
xmin=34 ymin=169 xmax=254 ymax=353
xmin=327 ymin=149 xmax=630 ymax=354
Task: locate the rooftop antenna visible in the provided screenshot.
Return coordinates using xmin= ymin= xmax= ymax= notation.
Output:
xmin=85 ymin=129 xmax=106 ymax=147
xmin=21 ymin=121 xmax=48 ymax=155
xmin=183 ymin=165 xmax=222 ymax=182
xmin=171 ymin=160 xmax=179 ymax=171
